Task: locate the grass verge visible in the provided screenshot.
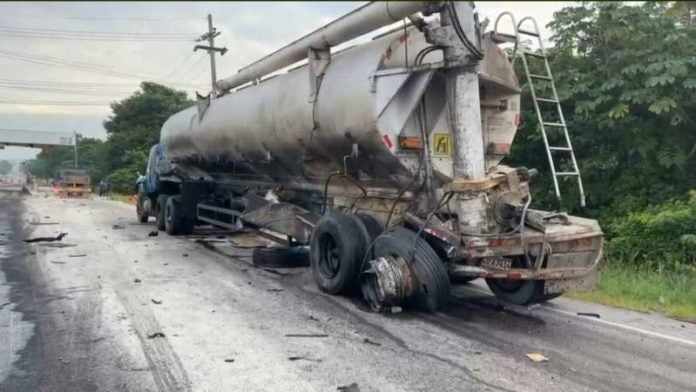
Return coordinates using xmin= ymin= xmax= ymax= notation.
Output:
xmin=569 ymin=263 xmax=696 ymax=322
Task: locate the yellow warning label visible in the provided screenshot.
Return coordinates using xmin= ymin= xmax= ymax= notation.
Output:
xmin=432 ymin=133 xmax=451 ymax=156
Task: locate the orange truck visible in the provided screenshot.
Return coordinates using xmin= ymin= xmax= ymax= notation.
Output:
xmin=56 ymin=169 xmax=91 ymax=198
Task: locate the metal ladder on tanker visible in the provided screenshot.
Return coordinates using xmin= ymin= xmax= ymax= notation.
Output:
xmin=492 ymin=14 xmax=586 ymax=207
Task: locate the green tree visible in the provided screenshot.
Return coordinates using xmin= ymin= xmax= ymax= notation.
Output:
xmin=102 ymin=82 xmax=192 ymax=190
xmin=0 ymin=160 xmax=11 ymax=175
xmin=507 ymin=1 xmax=696 ymax=228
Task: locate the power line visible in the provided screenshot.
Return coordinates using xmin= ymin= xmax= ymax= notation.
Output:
xmin=0 ymin=84 xmax=133 ymax=97
xmin=0 ymin=48 xmax=201 ymax=89
xmin=0 ymin=78 xmax=139 ymax=88
xmin=0 ymin=99 xmax=112 ymax=106
xmin=162 ymin=51 xmax=197 ymax=80
xmin=0 ymin=25 xmax=196 ymax=42
xmin=0 ymin=14 xmax=203 ymax=21
xmin=0 ymin=32 xmax=195 ymax=42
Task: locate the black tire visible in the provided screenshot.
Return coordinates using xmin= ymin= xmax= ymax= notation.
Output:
xmin=164 ymin=196 xmax=183 ymax=235
xmin=373 ymin=228 xmax=450 ymax=312
xmin=485 ymin=279 xmax=561 ymax=305
xmin=136 ymin=196 xmax=149 ymax=223
xmin=156 ymin=194 xmax=168 ymax=231
xmin=484 ymin=256 xmax=562 ymax=305
xmin=253 ymin=246 xmax=310 ymax=268
xmin=310 ymin=214 xmax=367 ymax=294
xmin=352 ymin=214 xmax=383 ymax=262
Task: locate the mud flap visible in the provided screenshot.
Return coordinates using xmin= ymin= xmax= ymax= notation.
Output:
xmin=544 ymin=269 xmax=597 ymax=295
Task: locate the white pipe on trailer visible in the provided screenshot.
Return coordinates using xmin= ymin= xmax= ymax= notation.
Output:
xmin=216 ymin=1 xmax=438 ymax=93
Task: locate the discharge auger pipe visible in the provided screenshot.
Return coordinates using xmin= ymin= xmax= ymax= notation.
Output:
xmin=216 ymin=1 xmax=440 ymax=93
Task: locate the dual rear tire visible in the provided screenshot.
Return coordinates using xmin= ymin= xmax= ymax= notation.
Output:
xmin=155 ymin=195 xmax=193 ymax=235
xmin=309 ymin=214 xmax=450 ymax=312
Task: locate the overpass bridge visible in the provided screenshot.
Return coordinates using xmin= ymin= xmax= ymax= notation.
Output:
xmin=0 ymin=128 xmax=75 ymax=148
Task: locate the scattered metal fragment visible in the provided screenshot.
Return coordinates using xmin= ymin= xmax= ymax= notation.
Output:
xmin=337 ymin=383 xmax=360 ymax=392
xmin=308 ymin=315 xmax=319 ymax=322
xmin=224 ymin=358 xmax=235 ymax=363
xmin=147 ymin=332 xmax=166 ymax=339
xmin=134 ymin=278 xmax=142 ymax=283
xmin=285 ymin=334 xmax=329 ymax=338
xmin=266 ymin=288 xmax=284 ymax=292
xmin=363 ymin=338 xmax=381 ymax=346
xmin=525 ymin=353 xmax=549 ymax=362
xmin=112 ymin=224 xmax=125 ymax=230
xmin=151 ymin=299 xmax=162 ymax=305
xmin=288 ymin=356 xmax=321 ymax=362
xmin=68 ymin=254 xmax=87 ymax=258
xmin=182 ymin=253 xmax=189 ymax=257
xmin=577 ymin=312 xmax=600 ymax=318
xmin=23 ymin=232 xmax=67 ymax=243
xmin=148 ymin=231 xmax=158 ymax=237
xmin=29 ymin=222 xmax=59 ymax=225
xmin=0 ymin=302 xmax=10 ymax=310
xmin=50 ymin=261 xmax=66 ymax=264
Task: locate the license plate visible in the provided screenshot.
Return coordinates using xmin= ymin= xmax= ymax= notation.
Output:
xmin=481 ymin=258 xmax=513 ymax=270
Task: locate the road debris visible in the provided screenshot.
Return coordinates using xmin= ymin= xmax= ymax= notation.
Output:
xmin=337 ymin=382 xmax=360 ymax=392
xmin=224 ymin=358 xmax=235 ymax=363
xmin=29 ymin=222 xmax=60 ymax=225
xmin=363 ymin=338 xmax=381 ymax=346
xmin=266 ymin=288 xmax=284 ymax=292
xmin=23 ymin=232 xmax=67 ymax=243
xmin=50 ymin=261 xmax=66 ymax=264
xmin=525 ymin=353 xmax=549 ymax=362
xmin=148 ymin=231 xmax=158 ymax=237
xmin=151 ymin=299 xmax=162 ymax=305
xmin=147 ymin=332 xmax=166 ymax=339
xmin=68 ymin=254 xmax=87 ymax=258
xmin=112 ymin=224 xmax=125 ymax=230
xmin=577 ymin=312 xmax=601 ymax=318
xmin=288 ymin=356 xmax=321 ymax=362
xmin=134 ymin=278 xmax=141 ymax=283
xmin=182 ymin=253 xmax=189 ymax=257
xmin=285 ymin=334 xmax=329 ymax=338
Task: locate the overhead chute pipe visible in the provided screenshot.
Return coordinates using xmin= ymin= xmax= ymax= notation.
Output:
xmin=216 ymin=1 xmax=439 ymax=93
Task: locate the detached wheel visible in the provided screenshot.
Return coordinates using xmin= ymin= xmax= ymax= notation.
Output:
xmin=310 ymin=214 xmax=367 ymax=294
xmin=136 ymin=196 xmax=149 ymax=223
xmin=156 ymin=194 xmax=168 ymax=231
xmin=253 ymin=246 xmax=310 ymax=268
xmin=164 ymin=196 xmax=183 ymax=235
xmin=373 ymin=228 xmax=450 ymax=312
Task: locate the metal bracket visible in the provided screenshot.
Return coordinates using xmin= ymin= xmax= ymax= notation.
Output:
xmin=195 ymin=92 xmax=212 ymax=121
xmin=308 ymin=47 xmax=331 ymax=102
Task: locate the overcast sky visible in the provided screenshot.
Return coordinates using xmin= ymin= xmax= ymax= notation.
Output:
xmin=0 ymin=1 xmax=572 ymax=161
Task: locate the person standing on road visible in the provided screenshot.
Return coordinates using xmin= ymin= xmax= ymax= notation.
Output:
xmin=98 ymin=180 xmax=107 ymax=197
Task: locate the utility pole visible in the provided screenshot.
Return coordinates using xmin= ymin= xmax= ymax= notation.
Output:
xmin=73 ymin=131 xmax=78 ymax=169
xmin=194 ymin=14 xmax=227 ymax=96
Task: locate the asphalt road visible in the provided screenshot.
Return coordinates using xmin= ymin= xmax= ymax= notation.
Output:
xmin=0 ymin=191 xmax=694 ymax=391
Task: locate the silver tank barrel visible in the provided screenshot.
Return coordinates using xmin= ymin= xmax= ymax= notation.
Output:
xmin=216 ymin=1 xmax=438 ymax=93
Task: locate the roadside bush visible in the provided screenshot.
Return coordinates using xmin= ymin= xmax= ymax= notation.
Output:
xmin=106 ymin=167 xmax=139 ymax=195
xmin=607 ymin=191 xmax=696 ymax=271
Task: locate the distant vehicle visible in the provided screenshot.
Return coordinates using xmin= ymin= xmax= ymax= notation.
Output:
xmin=56 ymin=169 xmax=91 ymax=198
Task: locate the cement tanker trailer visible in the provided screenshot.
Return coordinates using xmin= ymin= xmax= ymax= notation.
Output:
xmin=138 ymin=1 xmax=603 ymax=311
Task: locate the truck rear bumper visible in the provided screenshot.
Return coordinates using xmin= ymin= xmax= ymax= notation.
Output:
xmin=443 ymin=212 xmax=603 ymax=291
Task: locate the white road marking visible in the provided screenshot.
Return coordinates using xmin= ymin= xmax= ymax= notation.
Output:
xmin=458 ymin=284 xmax=696 ymax=347
xmin=544 ymin=307 xmax=696 ymax=347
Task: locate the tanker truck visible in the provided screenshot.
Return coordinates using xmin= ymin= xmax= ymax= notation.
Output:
xmin=137 ymin=1 xmax=603 ymax=311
